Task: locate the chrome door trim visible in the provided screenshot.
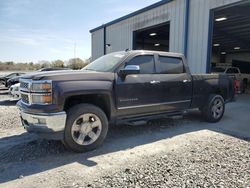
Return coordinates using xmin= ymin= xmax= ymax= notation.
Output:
xmin=117 ymin=100 xmax=191 ymax=110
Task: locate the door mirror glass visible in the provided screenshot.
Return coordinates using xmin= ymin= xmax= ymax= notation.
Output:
xmin=119 ymin=65 xmax=140 ymax=78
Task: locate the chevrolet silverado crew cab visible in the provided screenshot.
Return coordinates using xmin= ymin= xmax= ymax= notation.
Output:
xmin=18 ymin=50 xmax=235 ymax=152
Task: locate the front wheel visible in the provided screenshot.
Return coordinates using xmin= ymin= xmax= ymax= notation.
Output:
xmin=63 ymin=104 xmax=109 ymax=153
xmin=201 ymin=95 xmax=225 ymax=123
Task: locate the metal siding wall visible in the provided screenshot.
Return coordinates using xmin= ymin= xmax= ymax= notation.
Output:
xmin=91 ymin=28 xmax=104 ymax=60
xmin=105 ymin=0 xmax=186 ymax=55
xmin=91 ymin=0 xmax=243 ymax=71
xmin=187 ymin=0 xmax=242 ymax=73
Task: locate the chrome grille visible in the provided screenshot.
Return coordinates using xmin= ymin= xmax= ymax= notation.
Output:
xmin=20 ymin=82 xmax=29 ymax=90
xmin=21 ymin=93 xmax=30 ymax=104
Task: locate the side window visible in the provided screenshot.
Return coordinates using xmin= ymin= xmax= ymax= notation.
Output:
xmin=226 ymin=68 xmax=239 ymax=74
xmin=126 ymin=55 xmax=155 ymax=74
xmin=226 ymin=69 xmax=232 ymax=73
xmin=158 ymin=56 xmax=184 ymax=74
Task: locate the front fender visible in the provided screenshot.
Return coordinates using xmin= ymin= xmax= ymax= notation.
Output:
xmin=56 ymin=80 xmax=114 ymax=109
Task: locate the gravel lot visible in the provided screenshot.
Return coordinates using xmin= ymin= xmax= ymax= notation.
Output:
xmin=0 ymin=82 xmax=249 ymax=188
xmin=90 ymin=135 xmax=250 ymax=188
xmin=0 ymin=86 xmax=20 ymax=130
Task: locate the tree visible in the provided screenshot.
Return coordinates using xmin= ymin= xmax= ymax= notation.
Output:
xmin=67 ymin=58 xmax=87 ymax=70
xmin=38 ymin=60 xmax=51 ymax=69
xmin=52 ymin=60 xmax=64 ymax=68
xmin=6 ymin=61 xmax=14 ymax=66
xmin=85 ymin=57 xmax=92 ymax=64
xmin=33 ymin=63 xmax=42 ymax=70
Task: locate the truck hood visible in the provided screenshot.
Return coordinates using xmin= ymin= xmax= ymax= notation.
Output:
xmin=21 ymin=70 xmax=115 ymax=82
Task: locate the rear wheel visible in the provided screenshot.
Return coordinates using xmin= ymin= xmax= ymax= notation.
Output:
xmin=63 ymin=104 xmax=109 ymax=153
xmin=201 ymin=94 xmax=225 ymax=123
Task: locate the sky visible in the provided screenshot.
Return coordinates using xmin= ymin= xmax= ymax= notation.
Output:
xmin=0 ymin=0 xmax=159 ymax=63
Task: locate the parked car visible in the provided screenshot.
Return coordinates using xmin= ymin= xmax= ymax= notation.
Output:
xmin=232 ymin=59 xmax=250 ymax=84
xmin=7 ymin=67 xmax=72 ymax=88
xmin=7 ymin=75 xmax=24 ymax=88
xmin=9 ymin=83 xmax=21 ymax=99
xmin=38 ymin=67 xmax=72 ymax=72
xmin=0 ymin=73 xmax=25 ymax=87
xmin=17 ymin=50 xmax=235 ymax=152
xmin=211 ymin=67 xmax=246 ymax=93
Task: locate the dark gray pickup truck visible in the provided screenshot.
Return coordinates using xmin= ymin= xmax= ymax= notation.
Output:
xmin=18 ymin=50 xmax=235 ymax=152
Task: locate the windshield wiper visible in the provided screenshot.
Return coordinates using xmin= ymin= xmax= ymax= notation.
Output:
xmin=84 ymin=68 xmax=96 ymax=71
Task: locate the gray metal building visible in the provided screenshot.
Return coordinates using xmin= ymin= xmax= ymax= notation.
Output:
xmin=90 ymin=0 xmax=250 ymax=74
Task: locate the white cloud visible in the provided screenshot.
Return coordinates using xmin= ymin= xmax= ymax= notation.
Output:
xmin=0 ymin=25 xmax=74 ymax=47
xmin=15 ymin=37 xmax=40 ymax=46
xmin=48 ymin=48 xmax=62 ymax=54
xmin=0 ymin=36 xmax=40 ymax=46
xmin=0 ymin=0 xmax=33 ymax=17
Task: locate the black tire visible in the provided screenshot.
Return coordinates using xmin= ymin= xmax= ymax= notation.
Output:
xmin=63 ymin=104 xmax=109 ymax=153
xmin=201 ymin=94 xmax=225 ymax=123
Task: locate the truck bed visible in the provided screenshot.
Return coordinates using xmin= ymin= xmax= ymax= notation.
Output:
xmin=191 ymin=74 xmax=235 ymax=108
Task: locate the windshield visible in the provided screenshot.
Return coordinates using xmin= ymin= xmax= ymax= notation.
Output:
xmin=211 ymin=67 xmax=225 ymax=73
xmin=83 ymin=52 xmax=127 ymax=72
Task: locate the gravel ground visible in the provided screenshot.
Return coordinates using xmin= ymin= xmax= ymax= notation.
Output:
xmin=89 ymin=135 xmax=250 ymax=188
xmin=0 ymin=86 xmax=20 ymax=130
xmin=0 ymin=105 xmax=21 ymax=130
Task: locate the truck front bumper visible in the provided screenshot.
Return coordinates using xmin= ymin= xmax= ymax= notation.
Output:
xmin=20 ymin=110 xmax=67 ymax=140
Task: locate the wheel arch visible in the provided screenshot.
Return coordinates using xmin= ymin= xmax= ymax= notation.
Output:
xmin=64 ymin=93 xmax=112 ymax=120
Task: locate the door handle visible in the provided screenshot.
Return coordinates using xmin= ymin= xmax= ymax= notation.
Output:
xmin=150 ymin=80 xmax=161 ymax=84
xmin=183 ymin=79 xmax=191 ymax=83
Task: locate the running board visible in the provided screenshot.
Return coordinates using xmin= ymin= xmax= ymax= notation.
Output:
xmin=116 ymin=111 xmax=184 ymax=126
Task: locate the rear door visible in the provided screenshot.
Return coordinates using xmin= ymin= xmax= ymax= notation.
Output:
xmin=155 ymin=55 xmax=192 ymax=111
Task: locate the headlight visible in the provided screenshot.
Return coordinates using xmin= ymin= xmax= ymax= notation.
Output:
xmin=20 ymin=80 xmax=53 ymax=105
xmin=31 ymin=81 xmax=52 ymax=92
xmin=31 ymin=94 xmax=52 ymax=104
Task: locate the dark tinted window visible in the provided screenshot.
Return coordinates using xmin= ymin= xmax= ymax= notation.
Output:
xmin=127 ymin=55 xmax=155 ymax=74
xmin=158 ymin=56 xmax=184 ymax=74
xmin=211 ymin=67 xmax=225 ymax=73
xmin=226 ymin=68 xmax=239 ymax=74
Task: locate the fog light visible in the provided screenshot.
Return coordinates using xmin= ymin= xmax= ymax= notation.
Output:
xmin=37 ymin=118 xmax=46 ymax=124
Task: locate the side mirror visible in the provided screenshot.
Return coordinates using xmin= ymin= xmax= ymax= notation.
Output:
xmin=119 ymin=65 xmax=140 ymax=78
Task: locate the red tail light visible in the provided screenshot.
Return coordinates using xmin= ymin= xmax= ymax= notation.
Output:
xmin=234 ymin=80 xmax=240 ymax=94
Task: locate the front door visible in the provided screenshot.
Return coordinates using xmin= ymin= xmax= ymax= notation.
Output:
xmin=115 ymin=54 xmax=161 ymax=117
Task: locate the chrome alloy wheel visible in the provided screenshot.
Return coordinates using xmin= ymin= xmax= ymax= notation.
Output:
xmin=211 ymin=98 xmax=224 ymax=119
xmin=71 ymin=113 xmax=102 ymax=146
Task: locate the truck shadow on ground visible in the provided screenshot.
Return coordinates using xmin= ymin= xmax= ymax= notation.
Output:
xmin=0 ymin=99 xmax=18 ymax=106
xmin=0 ymin=108 xmax=249 ymax=184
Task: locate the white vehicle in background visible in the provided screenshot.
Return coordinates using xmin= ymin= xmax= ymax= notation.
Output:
xmin=9 ymin=83 xmax=21 ymax=99
xmin=211 ymin=67 xmax=247 ymax=93
xmin=224 ymin=67 xmax=249 ymax=93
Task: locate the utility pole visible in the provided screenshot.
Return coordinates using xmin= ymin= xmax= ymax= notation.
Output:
xmin=74 ymin=42 xmax=76 ymax=64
